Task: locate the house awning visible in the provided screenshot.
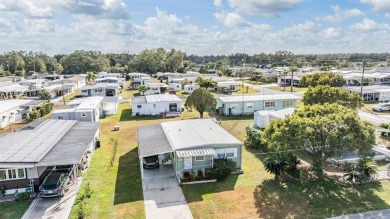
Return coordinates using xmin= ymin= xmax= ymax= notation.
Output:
xmin=137 ymin=124 xmax=173 ymax=157
xmin=176 ymin=148 xmax=216 ymax=158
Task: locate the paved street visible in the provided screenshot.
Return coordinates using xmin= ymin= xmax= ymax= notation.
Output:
xmin=358 ymin=111 xmax=390 ymax=124
xmin=329 ymin=209 xmax=390 ymax=219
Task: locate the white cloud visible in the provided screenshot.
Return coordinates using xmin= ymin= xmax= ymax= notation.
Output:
xmin=227 ymin=0 xmax=302 ymax=17
xmin=385 ymin=13 xmax=390 ymax=18
xmin=214 ymin=11 xmax=248 ymax=28
xmin=361 ymin=0 xmax=390 ymax=12
xmin=321 ymin=5 xmax=365 ymax=22
xmin=350 ymin=18 xmax=390 ymax=31
xmin=323 ymin=27 xmax=341 ymax=38
xmin=213 ymin=0 xmax=222 ymax=7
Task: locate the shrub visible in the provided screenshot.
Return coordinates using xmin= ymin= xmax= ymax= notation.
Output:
xmin=206 ymin=158 xmax=236 ymax=181
xmin=197 ymin=169 xmax=204 ymax=179
xmin=125 ymin=75 xmax=131 ymax=81
xmin=244 ymin=127 xmax=267 ymax=151
xmin=84 ymin=182 xmax=93 ymax=199
xmin=182 ymin=170 xmax=191 ymax=180
xmin=17 ymin=192 xmax=30 ymax=201
xmin=29 ymin=111 xmax=39 ymax=120
xmin=0 ymin=185 xmax=5 ymax=196
xmin=190 ymin=171 xmax=197 ymax=181
xmin=40 ymin=103 xmax=53 ymax=116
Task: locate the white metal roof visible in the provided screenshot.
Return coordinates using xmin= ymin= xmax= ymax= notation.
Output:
xmin=161 ymin=119 xmax=241 ymax=150
xmin=145 ymin=94 xmax=182 ymax=103
xmin=0 ymin=99 xmax=33 ymax=114
xmin=269 ymin=108 xmax=295 ymax=119
xmin=76 ymin=96 xmax=103 ymax=110
xmin=217 ymin=94 xmax=301 ymax=103
xmin=0 ymin=84 xmax=28 ymax=93
xmin=176 ymin=148 xmax=215 ymax=158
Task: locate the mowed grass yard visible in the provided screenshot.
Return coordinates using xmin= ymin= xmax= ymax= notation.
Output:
xmin=268 ymin=85 xmax=308 ymax=92
xmin=0 ymin=201 xmax=31 ymax=219
xmin=69 ymin=85 xmax=390 ymax=219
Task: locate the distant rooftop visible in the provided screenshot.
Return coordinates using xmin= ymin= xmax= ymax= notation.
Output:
xmin=217 ymin=94 xmax=301 ymax=103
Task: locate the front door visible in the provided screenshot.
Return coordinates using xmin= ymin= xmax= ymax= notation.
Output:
xmin=184 ymin=157 xmax=192 ymax=169
xmin=87 ymin=89 xmax=92 ymax=96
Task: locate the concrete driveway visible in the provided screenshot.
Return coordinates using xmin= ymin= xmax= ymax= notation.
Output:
xmin=328 ymin=209 xmax=390 ymax=219
xmin=22 ymin=182 xmax=79 ymax=219
xmin=142 ymin=177 xmax=193 ymax=219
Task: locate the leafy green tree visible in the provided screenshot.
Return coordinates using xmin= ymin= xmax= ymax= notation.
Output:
xmin=54 ymin=63 xmax=64 ymax=74
xmin=138 ymin=85 xmax=148 ymax=96
xmin=38 ymin=90 xmax=51 ymax=102
xmin=195 ymin=77 xmax=217 ymax=89
xmin=60 ymin=51 xmax=110 ymax=74
xmin=7 ymin=52 xmax=25 ymax=73
xmin=303 ymin=85 xmax=364 ymax=109
xmin=263 ymin=103 xmax=375 ymax=177
xmin=300 ymin=72 xmax=345 ymax=87
xmin=282 ymin=68 xmax=288 ymax=91
xmin=185 ymin=88 xmax=216 ymax=118
xmin=289 ymin=66 xmax=299 ymax=92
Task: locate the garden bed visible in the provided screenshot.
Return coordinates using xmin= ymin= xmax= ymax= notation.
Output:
xmin=181 ymin=179 xmax=217 ymax=185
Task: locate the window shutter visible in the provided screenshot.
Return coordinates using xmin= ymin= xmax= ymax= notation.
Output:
xmin=233 ymin=148 xmax=237 ymax=158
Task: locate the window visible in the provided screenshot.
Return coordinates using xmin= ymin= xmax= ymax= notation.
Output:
xmin=225 ymin=148 xmax=235 ymax=158
xmin=82 ymin=90 xmax=87 ymax=93
xmin=153 ymin=104 xmax=156 ymax=109
xmin=0 ymin=168 xmax=25 ymax=181
xmin=246 ymin=103 xmax=253 ymax=108
xmin=195 ymin=156 xmax=205 ymax=161
xmin=81 ymin=113 xmax=86 ymax=117
xmin=265 ymin=101 xmax=275 ymax=107
xmin=282 ymin=100 xmax=293 ymax=107
xmin=216 ymin=149 xmax=225 ymax=158
xmin=231 ymin=104 xmax=238 ymax=109
xmin=58 ymin=116 xmax=63 ymax=120
xmin=137 ymin=105 xmax=142 ymax=109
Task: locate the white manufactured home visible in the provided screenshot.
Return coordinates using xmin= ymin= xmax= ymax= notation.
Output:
xmin=51 ymin=96 xmax=104 ymax=122
xmin=131 ymin=94 xmax=183 ymax=116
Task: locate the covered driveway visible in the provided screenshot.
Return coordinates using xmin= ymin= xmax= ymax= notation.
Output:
xmin=137 ymin=124 xmax=175 ymax=179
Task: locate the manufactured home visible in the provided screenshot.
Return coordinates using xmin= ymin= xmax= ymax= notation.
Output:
xmin=131 ymin=94 xmax=183 ymax=116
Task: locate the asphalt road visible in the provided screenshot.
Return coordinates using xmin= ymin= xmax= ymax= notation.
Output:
xmin=358 ymin=111 xmax=390 ymax=124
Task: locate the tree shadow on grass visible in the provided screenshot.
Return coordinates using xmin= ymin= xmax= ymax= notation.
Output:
xmin=114 ymin=147 xmax=143 ymax=205
xmin=119 ymin=109 xmax=164 ymax=122
xmin=254 ymin=178 xmax=388 ymax=219
xmin=181 ymin=174 xmax=239 ymax=203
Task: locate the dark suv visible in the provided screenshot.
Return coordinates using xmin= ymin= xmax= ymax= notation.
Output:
xmin=40 ymin=171 xmax=70 ymax=197
xmin=143 ymin=155 xmax=159 ymax=168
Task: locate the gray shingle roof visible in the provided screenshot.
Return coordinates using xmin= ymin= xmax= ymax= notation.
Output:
xmin=37 ymin=122 xmax=100 ymax=166
xmin=137 ymin=124 xmax=173 ymax=157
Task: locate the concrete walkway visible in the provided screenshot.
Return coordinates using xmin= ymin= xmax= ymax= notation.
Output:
xmin=142 ymin=177 xmax=193 ymax=219
xmin=328 ymin=209 xmax=390 ymax=219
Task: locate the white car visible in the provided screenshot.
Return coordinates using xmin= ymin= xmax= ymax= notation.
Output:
xmin=372 ymin=103 xmax=390 ymax=112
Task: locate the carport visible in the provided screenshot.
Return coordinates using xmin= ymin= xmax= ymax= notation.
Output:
xmin=137 ymin=124 xmax=174 ymax=179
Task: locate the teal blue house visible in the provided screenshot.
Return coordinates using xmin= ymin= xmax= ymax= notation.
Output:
xmin=216 ymin=94 xmax=301 ymax=116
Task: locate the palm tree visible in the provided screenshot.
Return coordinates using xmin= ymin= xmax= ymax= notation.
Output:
xmin=289 ymin=66 xmax=299 ymax=93
xmin=262 ymin=154 xmax=287 ymax=180
xmin=357 ymin=158 xmax=378 ymax=179
xmin=138 ymin=85 xmax=148 ymax=96
xmin=343 ymin=163 xmax=368 ymax=184
xmin=86 ymin=71 xmax=96 ymax=83
xmin=282 ymin=68 xmax=288 ymax=91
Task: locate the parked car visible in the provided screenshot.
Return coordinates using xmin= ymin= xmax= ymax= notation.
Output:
xmin=143 ymin=155 xmax=159 ymax=169
xmin=169 ymin=90 xmax=176 ymax=94
xmin=372 ymin=103 xmax=390 ymax=112
xmin=40 ymin=171 xmax=70 ymax=197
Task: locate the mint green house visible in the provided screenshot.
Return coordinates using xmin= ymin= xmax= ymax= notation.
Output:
xmin=137 ymin=119 xmax=242 ymax=181
xmin=216 ymin=94 xmax=301 ymax=116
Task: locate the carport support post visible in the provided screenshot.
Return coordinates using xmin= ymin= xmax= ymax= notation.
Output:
xmin=74 ymin=165 xmax=79 ymax=190
xmin=139 ymin=157 xmax=144 ymax=179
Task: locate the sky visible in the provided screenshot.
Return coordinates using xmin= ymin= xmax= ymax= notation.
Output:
xmin=1 ymin=0 xmax=390 ymax=55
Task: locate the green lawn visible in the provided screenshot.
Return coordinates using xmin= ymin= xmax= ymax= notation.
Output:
xmin=68 ymin=82 xmax=390 ymax=219
xmin=268 ymin=85 xmax=308 ymax=92
xmin=0 ymin=201 xmax=31 ymax=219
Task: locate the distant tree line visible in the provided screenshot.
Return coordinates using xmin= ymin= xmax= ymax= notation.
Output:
xmin=1 ymin=49 xmax=389 ymax=76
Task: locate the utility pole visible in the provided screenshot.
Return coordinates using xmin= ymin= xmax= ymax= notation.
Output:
xmin=62 ymin=78 xmax=66 ymax=105
xmin=360 ymin=58 xmax=365 ymax=100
